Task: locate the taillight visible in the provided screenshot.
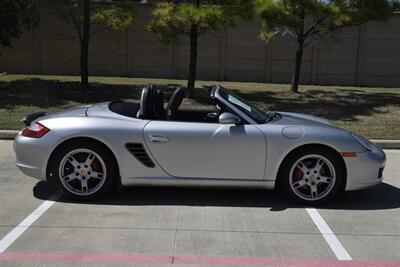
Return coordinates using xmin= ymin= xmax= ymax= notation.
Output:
xmin=21 ymin=122 xmax=50 ymax=138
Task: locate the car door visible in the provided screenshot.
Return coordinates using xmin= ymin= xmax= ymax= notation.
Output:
xmin=143 ymin=121 xmax=266 ymax=180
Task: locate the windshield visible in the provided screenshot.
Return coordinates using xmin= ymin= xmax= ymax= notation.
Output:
xmin=218 ymin=87 xmax=269 ymax=124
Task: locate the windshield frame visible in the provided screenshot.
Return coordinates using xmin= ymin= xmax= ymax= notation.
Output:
xmin=211 ymin=85 xmax=269 ymax=124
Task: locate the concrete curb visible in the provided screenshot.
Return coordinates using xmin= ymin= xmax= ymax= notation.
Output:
xmin=372 ymin=140 xmax=400 ymax=150
xmin=0 ymin=130 xmax=18 ymax=140
xmin=0 ymin=130 xmax=399 ymax=149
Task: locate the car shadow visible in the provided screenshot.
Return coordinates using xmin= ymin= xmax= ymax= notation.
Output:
xmin=33 ymin=181 xmax=400 ymax=211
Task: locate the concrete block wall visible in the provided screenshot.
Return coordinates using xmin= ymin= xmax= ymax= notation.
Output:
xmin=1 ymin=5 xmax=399 ymax=87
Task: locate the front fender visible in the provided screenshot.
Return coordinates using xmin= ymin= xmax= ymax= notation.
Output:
xmin=256 ymin=124 xmax=366 ymax=181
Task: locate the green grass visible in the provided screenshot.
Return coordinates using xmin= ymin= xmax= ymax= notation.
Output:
xmin=1 ymin=74 xmax=400 ymax=139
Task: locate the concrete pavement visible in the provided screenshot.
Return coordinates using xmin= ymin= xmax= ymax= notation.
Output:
xmin=0 ymin=140 xmax=399 ymax=266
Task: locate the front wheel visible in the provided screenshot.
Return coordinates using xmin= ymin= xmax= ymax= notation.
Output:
xmin=279 ymin=148 xmax=345 ymax=204
xmin=48 ymin=141 xmax=118 ymax=201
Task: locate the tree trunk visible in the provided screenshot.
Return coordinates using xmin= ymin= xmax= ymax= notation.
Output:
xmin=187 ymin=24 xmax=198 ymax=99
xmin=186 ymin=0 xmax=200 ymax=99
xmin=290 ymin=9 xmax=305 ymax=93
xmin=291 ymin=42 xmax=304 ymax=93
xmin=80 ymin=0 xmax=90 ymax=91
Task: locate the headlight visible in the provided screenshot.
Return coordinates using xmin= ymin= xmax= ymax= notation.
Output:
xmin=351 ymin=133 xmax=375 ymax=151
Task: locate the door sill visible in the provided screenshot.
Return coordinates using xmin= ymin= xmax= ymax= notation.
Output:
xmin=121 ymin=176 xmax=275 ymax=189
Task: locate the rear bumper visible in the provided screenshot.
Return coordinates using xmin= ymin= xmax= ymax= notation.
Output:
xmin=344 ymin=147 xmax=386 ymax=191
xmin=14 ymin=131 xmax=64 ymax=180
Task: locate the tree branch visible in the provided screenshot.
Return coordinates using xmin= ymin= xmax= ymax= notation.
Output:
xmin=303 ymin=14 xmax=329 ymax=38
xmin=59 ymin=0 xmax=83 ymax=42
xmin=303 ymin=22 xmax=358 ymax=47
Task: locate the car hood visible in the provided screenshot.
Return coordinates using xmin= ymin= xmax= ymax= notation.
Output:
xmin=275 ymin=112 xmax=334 ymax=127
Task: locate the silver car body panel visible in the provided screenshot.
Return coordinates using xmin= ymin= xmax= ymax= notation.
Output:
xmin=144 ymin=121 xmax=267 ymax=180
xmin=14 ymin=85 xmax=386 ymax=191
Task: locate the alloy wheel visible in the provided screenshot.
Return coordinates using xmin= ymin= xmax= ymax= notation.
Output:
xmin=58 ymin=149 xmax=107 ymax=196
xmin=289 ymin=154 xmax=336 ymax=201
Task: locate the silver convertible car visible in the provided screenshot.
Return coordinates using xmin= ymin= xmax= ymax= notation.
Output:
xmin=14 ymin=85 xmax=386 ymax=204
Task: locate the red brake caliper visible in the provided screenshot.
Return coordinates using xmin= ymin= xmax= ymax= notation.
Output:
xmin=293 ymin=167 xmax=303 ymax=182
xmin=91 ymin=160 xmax=100 ymax=172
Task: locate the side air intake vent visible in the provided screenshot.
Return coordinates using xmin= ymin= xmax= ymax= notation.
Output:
xmin=126 ymin=143 xmax=155 ymax=168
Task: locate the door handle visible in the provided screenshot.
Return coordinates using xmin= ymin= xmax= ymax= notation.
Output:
xmin=148 ymin=134 xmax=169 ymax=143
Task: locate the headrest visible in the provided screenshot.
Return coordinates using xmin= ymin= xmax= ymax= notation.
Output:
xmin=154 ymin=89 xmax=166 ymax=119
xmin=137 ymin=85 xmax=154 ymax=119
xmin=166 ymin=87 xmax=185 ymax=119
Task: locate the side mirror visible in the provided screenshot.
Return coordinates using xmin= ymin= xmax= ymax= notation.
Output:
xmin=219 ymin=112 xmax=241 ymax=125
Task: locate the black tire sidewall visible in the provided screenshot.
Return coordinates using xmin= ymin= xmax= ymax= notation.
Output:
xmin=279 ymin=147 xmax=345 ymax=205
xmin=48 ymin=141 xmax=117 ymax=201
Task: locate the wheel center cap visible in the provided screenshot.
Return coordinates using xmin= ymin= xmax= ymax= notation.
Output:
xmin=80 ymin=169 xmax=86 ymax=175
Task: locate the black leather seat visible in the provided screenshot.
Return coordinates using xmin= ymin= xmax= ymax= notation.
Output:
xmin=166 ymin=87 xmax=185 ymax=120
xmin=137 ymin=86 xmax=154 ymax=119
xmin=153 ymin=89 xmax=166 ymax=119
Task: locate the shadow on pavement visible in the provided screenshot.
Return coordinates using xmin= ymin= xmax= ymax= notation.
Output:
xmin=33 ymin=181 xmax=400 ymax=211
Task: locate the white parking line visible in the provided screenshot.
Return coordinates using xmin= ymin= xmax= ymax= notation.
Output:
xmin=0 ymin=192 xmax=60 ymax=253
xmin=306 ymin=207 xmax=352 ymax=261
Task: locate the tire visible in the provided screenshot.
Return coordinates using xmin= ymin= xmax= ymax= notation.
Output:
xmin=48 ymin=140 xmax=118 ymax=201
xmin=279 ymin=147 xmax=345 ymax=205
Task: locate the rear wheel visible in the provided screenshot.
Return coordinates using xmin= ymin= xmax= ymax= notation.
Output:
xmin=48 ymin=141 xmax=117 ymax=200
xmin=279 ymin=147 xmax=345 ymax=204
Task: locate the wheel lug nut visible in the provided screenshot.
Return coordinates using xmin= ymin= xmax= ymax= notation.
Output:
xmin=317 ymin=177 xmax=320 ymax=180
xmin=77 ymin=166 xmax=81 ymax=169
xmin=311 ymin=182 xmax=315 ymax=185
xmin=85 ymin=165 xmax=88 ymax=168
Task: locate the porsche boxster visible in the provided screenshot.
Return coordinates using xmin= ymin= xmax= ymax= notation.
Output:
xmin=14 ymin=85 xmax=386 ymax=204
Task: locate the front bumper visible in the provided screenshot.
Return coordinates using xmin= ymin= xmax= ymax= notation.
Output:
xmin=344 ymin=146 xmax=386 ymax=191
xmin=14 ymin=131 xmax=64 ymax=180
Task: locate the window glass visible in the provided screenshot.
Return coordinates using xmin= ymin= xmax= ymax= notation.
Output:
xmin=219 ymin=87 xmax=268 ymax=124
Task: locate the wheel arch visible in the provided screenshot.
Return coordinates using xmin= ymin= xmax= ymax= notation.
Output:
xmin=46 ymin=137 xmax=121 ymax=185
xmin=275 ymin=143 xmax=347 ymax=190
